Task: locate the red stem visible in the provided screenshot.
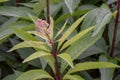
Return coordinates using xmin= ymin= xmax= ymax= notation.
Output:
xmin=46 ymin=0 xmax=61 ymax=79
xmin=46 ymin=0 xmax=56 ymax=78
xmin=16 ymin=0 xmax=19 ymax=7
xmin=52 ymin=44 xmax=61 ymax=80
xmin=109 ymin=0 xmax=120 ymax=57
xmin=46 ymin=0 xmax=50 ymax=24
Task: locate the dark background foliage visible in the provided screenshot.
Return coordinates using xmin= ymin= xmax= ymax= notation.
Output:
xmin=0 ymin=0 xmax=120 ymax=80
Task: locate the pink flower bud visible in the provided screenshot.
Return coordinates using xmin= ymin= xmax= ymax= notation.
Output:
xmin=35 ymin=19 xmax=49 ymax=34
xmin=35 ymin=19 xmax=53 ymax=45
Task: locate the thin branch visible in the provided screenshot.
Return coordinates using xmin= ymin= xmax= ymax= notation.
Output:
xmin=16 ymin=0 xmax=19 ymax=7
xmin=109 ymin=0 xmax=120 ymax=57
xmin=46 ymin=0 xmax=61 ymax=79
xmin=46 ymin=0 xmax=50 ymax=24
xmin=52 ymin=42 xmax=61 ymax=80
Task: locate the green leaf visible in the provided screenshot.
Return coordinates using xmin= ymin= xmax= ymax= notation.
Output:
xmin=67 ymin=62 xmax=119 ymax=74
xmin=61 ymin=28 xmax=104 ymax=73
xmin=99 ymin=55 xmax=118 ymax=80
xmin=84 ymin=0 xmax=99 ymax=4
xmin=55 ymin=10 xmax=88 ymax=25
xmin=49 ymin=3 xmax=62 ymax=17
xmin=64 ymin=0 xmax=80 ymax=14
xmin=0 ymin=0 xmax=8 ymax=3
xmin=79 ymin=38 xmax=107 ymax=59
xmin=78 ymin=71 xmax=93 ymax=80
xmin=60 ymin=4 xmax=112 ymax=73
xmin=64 ymin=0 xmax=74 ymax=14
xmin=81 ymin=8 xmax=98 ymax=30
xmin=12 ymin=27 xmax=39 ymax=41
xmin=19 ymin=3 xmax=35 ymax=8
xmin=0 ymin=36 xmax=10 ymax=44
xmin=33 ymin=0 xmax=46 ymax=16
xmin=42 ymin=56 xmax=56 ymax=73
xmin=55 ymin=20 xmax=67 ymax=39
xmin=10 ymin=38 xmax=42 ymax=68
xmin=49 ymin=17 xmax=54 ymax=39
xmin=9 ymin=41 xmax=49 ymax=52
xmin=113 ymin=10 xmax=117 ymax=18
xmin=114 ymin=75 xmax=120 ymax=80
xmin=78 ymin=5 xmax=97 ymax=11
xmin=81 ymin=4 xmax=112 ymax=36
xmin=58 ymin=14 xmax=86 ymax=48
xmin=27 ymin=13 xmax=38 ymax=23
xmin=2 ymin=69 xmax=22 ymax=80
xmin=16 ymin=69 xmax=54 ymax=80
xmin=58 ymin=53 xmax=74 ymax=68
xmin=2 ymin=74 xmax=17 ymax=80
xmin=0 ymin=6 xmax=34 ymax=20
xmin=23 ymin=51 xmax=51 ymax=63
xmin=0 ymin=29 xmax=13 ymax=44
xmin=27 ymin=31 xmax=48 ymax=40
xmin=92 ymin=4 xmax=112 ymax=36
xmin=0 ymin=17 xmax=18 ymax=44
xmin=60 ymin=26 xmax=94 ymax=51
xmin=63 ymin=74 xmax=84 ymax=80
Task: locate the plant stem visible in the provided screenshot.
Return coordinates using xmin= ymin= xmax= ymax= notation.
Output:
xmin=46 ymin=0 xmax=57 ymax=79
xmin=46 ymin=0 xmax=61 ymax=79
xmin=52 ymin=44 xmax=61 ymax=80
xmin=16 ymin=0 xmax=19 ymax=7
xmin=109 ymin=0 xmax=120 ymax=57
xmin=46 ymin=32 xmax=61 ymax=80
xmin=46 ymin=0 xmax=50 ymax=24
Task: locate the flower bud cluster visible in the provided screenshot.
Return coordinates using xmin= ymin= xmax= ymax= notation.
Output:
xmin=35 ymin=19 xmax=51 ymax=35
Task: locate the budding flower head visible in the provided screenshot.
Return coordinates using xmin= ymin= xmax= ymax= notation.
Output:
xmin=35 ymin=19 xmax=53 ymax=46
xmin=35 ymin=19 xmax=49 ymax=35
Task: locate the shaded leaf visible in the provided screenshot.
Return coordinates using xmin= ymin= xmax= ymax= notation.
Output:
xmin=42 ymin=56 xmax=56 ymax=73
xmin=78 ymin=5 xmax=97 ymax=11
xmin=0 ymin=17 xmax=18 ymax=44
xmin=55 ymin=10 xmax=88 ymax=25
xmin=79 ymin=38 xmax=107 ymax=59
xmin=79 ymin=71 xmax=94 ymax=80
xmin=27 ymin=13 xmax=38 ymax=23
xmin=64 ymin=0 xmax=73 ymax=14
xmin=19 ymin=3 xmax=35 ymax=8
xmin=63 ymin=74 xmax=84 ymax=80
xmin=33 ymin=0 xmax=46 ymax=16
xmin=49 ymin=3 xmax=62 ymax=17
xmin=0 ymin=6 xmax=34 ymax=20
xmin=10 ymin=38 xmax=42 ymax=68
xmin=2 ymin=74 xmax=17 ymax=80
xmin=92 ymin=4 xmax=112 ymax=36
xmin=114 ymin=75 xmax=120 ymax=80
xmin=99 ymin=55 xmax=118 ymax=80
xmin=64 ymin=0 xmax=80 ymax=14
xmin=0 ymin=29 xmax=13 ymax=44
